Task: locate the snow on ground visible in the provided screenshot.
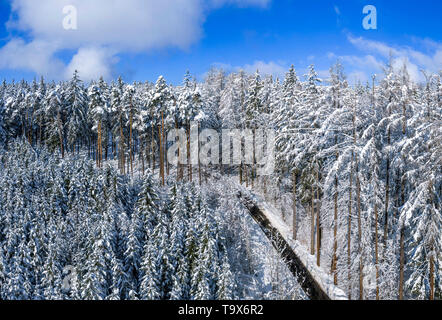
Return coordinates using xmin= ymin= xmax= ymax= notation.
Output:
xmin=228 ymin=178 xmax=348 ymax=300
xmin=95 ymin=159 xmax=346 ymax=300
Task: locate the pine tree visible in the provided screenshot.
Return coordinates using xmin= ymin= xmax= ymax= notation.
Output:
xmin=88 ymin=84 xmax=107 ymax=168
xmin=65 ymin=70 xmax=88 ymax=153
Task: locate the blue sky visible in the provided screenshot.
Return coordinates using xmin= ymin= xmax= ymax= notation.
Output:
xmin=0 ymin=0 xmax=441 ymax=84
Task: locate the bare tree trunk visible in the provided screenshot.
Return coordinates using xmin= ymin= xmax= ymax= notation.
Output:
xmin=98 ymin=120 xmax=102 ymax=168
xmin=310 ymin=181 xmax=315 ymax=256
xmin=429 ymin=179 xmax=435 ymax=301
xmin=145 ymin=136 xmax=150 ymax=170
xmin=165 ymin=122 xmax=169 ymax=177
xmin=57 ymin=111 xmax=64 ymax=159
xmin=176 ymin=120 xmax=182 ymax=181
xmin=120 ymin=117 xmax=125 ymax=175
xmin=399 ymin=97 xmax=408 ymax=299
xmin=430 ymin=254 xmax=434 ymax=300
xmin=402 ymin=102 xmax=407 ymax=135
xmin=129 ymin=108 xmax=133 ymax=175
xmin=356 ymin=159 xmax=363 ymax=300
xmin=111 ymin=136 xmax=115 ymax=160
xmin=399 ymin=226 xmax=405 ymax=300
xmin=151 ymin=123 xmax=155 ymax=174
xmin=141 ymin=137 xmax=145 ymax=176
xmin=375 ymin=202 xmax=380 ymax=300
xmin=105 ymin=128 xmax=108 ymax=162
xmin=251 ymin=128 xmax=255 ymax=189
xmin=187 ymin=121 xmax=192 ymax=182
xmin=39 ymin=118 xmax=43 ymax=145
xmin=384 ymin=155 xmax=390 ymax=246
xmin=159 ymin=111 xmax=165 ymax=186
xmin=331 ymin=173 xmax=338 ymax=285
xmin=348 ymin=151 xmax=354 ymax=300
xmin=198 ymin=122 xmax=202 ymax=186
xmin=384 ymin=131 xmax=391 ymax=246
xmin=316 ymin=163 xmax=321 ymax=267
xmin=245 ymin=165 xmax=249 ymax=188
xmin=292 ymin=170 xmax=297 ymax=240
xmin=331 ymin=134 xmax=339 ymax=284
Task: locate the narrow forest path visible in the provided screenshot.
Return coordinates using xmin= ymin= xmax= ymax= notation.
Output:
xmin=235 ymin=187 xmax=348 ymax=300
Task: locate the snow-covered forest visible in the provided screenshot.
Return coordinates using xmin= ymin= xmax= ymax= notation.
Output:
xmin=0 ymin=61 xmax=440 ymax=300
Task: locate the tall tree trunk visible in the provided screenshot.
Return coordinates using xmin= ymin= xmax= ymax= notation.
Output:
xmin=176 ymin=120 xmax=182 ymax=181
xmin=399 ymin=97 xmax=408 ymax=299
xmin=251 ymin=128 xmax=255 ymax=189
xmin=375 ymin=202 xmax=380 ymax=300
xmin=98 ymin=120 xmax=102 ymax=168
xmin=105 ymin=128 xmax=108 ymax=161
xmin=141 ymin=137 xmax=145 ymax=176
xmin=151 ymin=122 xmax=155 ymax=174
xmin=292 ymin=170 xmax=297 ymax=240
xmin=310 ymin=181 xmax=315 ymax=256
xmin=316 ymin=162 xmax=321 ymax=267
xmin=245 ymin=165 xmax=249 ymax=188
xmin=129 ymin=107 xmax=133 ymax=175
xmin=187 ymin=121 xmax=192 ymax=182
xmin=348 ymin=151 xmax=354 ymax=299
xmin=384 ymin=138 xmax=391 ymax=245
xmin=399 ymin=226 xmax=405 ymax=300
xmin=356 ymin=158 xmax=363 ymax=300
xmin=165 ymin=121 xmax=169 ymax=177
xmin=331 ymin=172 xmax=338 ymax=285
xmin=429 ymin=179 xmax=435 ymax=301
xmin=57 ymin=110 xmax=64 ymax=159
xmin=429 ymin=254 xmax=434 ymax=300
xmin=120 ymin=116 xmax=125 ymax=175
xmin=198 ymin=122 xmax=202 ymax=186
xmin=39 ymin=118 xmax=43 ymax=145
xmin=159 ymin=110 xmax=165 ymax=186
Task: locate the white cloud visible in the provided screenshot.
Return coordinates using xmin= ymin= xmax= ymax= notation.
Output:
xmin=0 ymin=38 xmax=64 ymax=77
xmin=334 ymin=5 xmax=340 ymax=16
xmin=328 ymin=35 xmax=442 ymax=83
xmin=65 ymin=47 xmax=119 ymax=81
xmin=209 ymin=60 xmax=287 ymax=79
xmin=210 ymin=0 xmax=270 ymax=8
xmin=8 ymin=0 xmax=205 ymax=52
xmin=1 ymin=0 xmax=271 ymax=80
xmin=348 ymin=36 xmax=400 ymax=58
xmin=348 ymin=71 xmax=369 ymax=84
xmin=242 ymin=60 xmax=286 ymax=78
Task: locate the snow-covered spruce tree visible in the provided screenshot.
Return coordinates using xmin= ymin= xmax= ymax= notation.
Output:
xmin=169 ymin=183 xmax=191 ymax=299
xmin=122 ymin=84 xmax=137 ymax=175
xmin=190 ymin=199 xmax=219 ymax=300
xmin=140 ymin=205 xmax=172 ymax=300
xmin=98 ymin=77 xmax=111 ymax=161
xmin=399 ymin=95 xmax=441 ymax=299
xmin=81 ymin=228 xmax=107 ymax=300
xmin=176 ymin=71 xmax=205 ymax=183
xmin=88 ymin=83 xmax=107 ymax=168
xmin=151 ymin=76 xmax=171 ymax=185
xmin=65 ymin=71 xmax=88 ymax=154
xmin=0 ymin=63 xmax=441 ymax=301
xmin=44 ymin=85 xmax=66 ymax=157
xmin=110 ymin=77 xmax=127 ymax=174
xmin=0 ymin=96 xmax=6 ymax=147
xmin=132 ymin=81 xmax=153 ymax=176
